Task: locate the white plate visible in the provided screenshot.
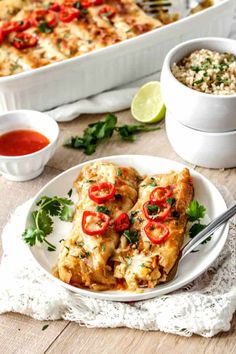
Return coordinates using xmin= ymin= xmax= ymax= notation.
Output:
xmin=24 ymin=155 xmax=228 ymax=302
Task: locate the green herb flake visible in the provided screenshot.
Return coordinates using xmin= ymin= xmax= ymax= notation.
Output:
xmin=166 ymin=197 xmax=176 ymax=206
xmin=95 ymin=206 xmax=110 ymax=215
xmin=117 ymin=168 xmax=122 ymax=177
xmin=101 ymin=244 xmax=106 ymax=252
xmin=129 ymin=210 xmax=138 ymax=224
xmin=67 ymin=189 xmax=73 ymax=197
xmin=42 ymin=324 xmax=49 ymax=331
xmin=38 ymin=21 xmax=53 ymax=33
xmin=123 ymin=230 xmax=138 ymax=244
xmin=147 ymin=204 xmax=159 ymax=213
xmin=193 ymin=78 xmax=204 ymax=86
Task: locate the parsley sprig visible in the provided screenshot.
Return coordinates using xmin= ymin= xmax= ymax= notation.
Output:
xmin=64 ymin=113 xmax=160 ymax=155
xmin=22 ymin=196 xmax=74 ymax=251
xmin=186 ymin=200 xmax=211 ymax=245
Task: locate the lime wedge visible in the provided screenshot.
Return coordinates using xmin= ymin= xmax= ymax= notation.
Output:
xmin=131 ymin=81 xmax=166 ymax=123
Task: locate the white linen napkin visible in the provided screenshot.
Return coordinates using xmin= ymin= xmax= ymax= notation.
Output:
xmin=0 ymin=186 xmax=235 ymax=337
xmin=46 ymin=15 xmax=236 ymax=122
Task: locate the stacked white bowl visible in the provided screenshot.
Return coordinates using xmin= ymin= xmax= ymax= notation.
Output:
xmin=161 ymin=37 xmax=236 ymax=169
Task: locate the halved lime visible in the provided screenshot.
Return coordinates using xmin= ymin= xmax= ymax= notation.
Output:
xmin=131 ymin=81 xmax=166 ymax=123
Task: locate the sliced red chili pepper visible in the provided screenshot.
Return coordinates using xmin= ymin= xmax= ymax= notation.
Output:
xmin=143 ymin=201 xmax=171 ymax=222
xmin=82 ymin=210 xmax=110 ymax=236
xmin=0 ymin=28 xmax=4 ymax=45
xmin=48 ymin=2 xmax=61 ymax=11
xmin=31 ymin=9 xmax=57 ymax=27
xmin=99 ymin=5 xmax=116 ymax=19
xmin=59 ymin=6 xmax=80 ymax=22
xmin=93 ymin=0 xmax=104 ymax=5
xmin=114 ymin=213 xmax=130 ymax=233
xmin=11 ymin=32 xmax=38 ymax=49
xmin=17 ymin=19 xmax=31 ymax=32
xmin=144 ymin=221 xmax=169 ymax=244
xmin=2 ymin=21 xmax=20 ymax=35
xmin=81 ymin=0 xmax=103 ymax=7
xmin=88 ymin=182 xmax=116 ymax=204
xmin=150 ymin=186 xmax=172 ymax=205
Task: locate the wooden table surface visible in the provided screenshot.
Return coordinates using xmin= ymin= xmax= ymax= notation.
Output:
xmin=0 ymin=110 xmax=235 ymax=354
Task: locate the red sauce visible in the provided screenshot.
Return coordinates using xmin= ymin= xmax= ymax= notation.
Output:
xmin=0 ymin=129 xmax=50 ymax=156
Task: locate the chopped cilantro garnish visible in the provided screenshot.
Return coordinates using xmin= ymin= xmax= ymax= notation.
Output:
xmin=96 ymin=206 xmax=110 ymax=215
xmin=186 ymin=200 xmax=206 ymax=222
xmin=38 ymin=21 xmax=53 ymax=33
xmin=166 ymin=197 xmax=176 ymax=206
xmin=123 ymin=230 xmax=138 ymax=244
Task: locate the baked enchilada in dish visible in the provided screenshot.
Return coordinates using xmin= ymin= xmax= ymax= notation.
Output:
xmin=0 ymin=0 xmax=163 ymax=77
xmin=56 ymin=162 xmax=193 ymax=291
xmin=0 ymin=0 xmax=215 ymax=77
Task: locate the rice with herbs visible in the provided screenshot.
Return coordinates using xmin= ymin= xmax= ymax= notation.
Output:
xmin=171 ymin=49 xmax=236 ymax=95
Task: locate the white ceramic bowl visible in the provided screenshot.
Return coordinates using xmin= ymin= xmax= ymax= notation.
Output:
xmin=0 ymin=110 xmax=59 ymax=181
xmin=166 ymin=111 xmax=236 ymax=168
xmin=161 ymin=37 xmax=236 ymax=133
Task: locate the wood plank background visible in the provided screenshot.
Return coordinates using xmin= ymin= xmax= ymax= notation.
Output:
xmin=0 ymin=111 xmax=235 ymax=354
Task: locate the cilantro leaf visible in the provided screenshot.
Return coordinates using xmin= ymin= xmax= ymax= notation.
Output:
xmin=60 ymin=205 xmax=74 ymax=221
xmin=186 ymin=200 xmax=206 ymax=222
xmin=116 ymin=124 xmax=160 ymax=141
xmin=166 ymin=197 xmax=176 ymax=206
xmin=22 ymin=196 xmax=74 ymax=251
xmin=189 ymin=223 xmax=206 ymax=238
xmin=123 ymin=230 xmax=138 ymax=244
xmin=38 ymin=21 xmax=53 ymax=33
xmin=22 ymin=228 xmax=45 ymax=246
xmin=189 ymin=223 xmax=212 ymax=245
xmin=36 ymin=210 xmax=53 ymax=236
xmin=64 ymin=113 xmax=161 ymax=155
xmin=95 ymin=206 xmax=110 ymax=215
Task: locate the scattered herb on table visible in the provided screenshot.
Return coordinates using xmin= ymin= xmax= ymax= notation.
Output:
xmin=22 ymin=196 xmax=74 ymax=251
xmin=64 ymin=113 xmax=160 ymax=155
xmin=42 ymin=324 xmax=49 ymax=331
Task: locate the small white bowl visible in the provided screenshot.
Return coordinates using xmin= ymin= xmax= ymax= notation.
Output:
xmin=161 ymin=37 xmax=236 ymax=133
xmin=0 ymin=110 xmax=59 ymax=181
xmin=166 ymin=111 xmax=236 ymax=169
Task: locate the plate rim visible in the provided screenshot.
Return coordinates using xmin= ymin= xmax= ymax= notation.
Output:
xmin=24 ymin=154 xmax=229 ymax=302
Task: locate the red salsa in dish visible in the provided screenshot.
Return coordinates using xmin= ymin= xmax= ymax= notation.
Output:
xmin=0 ymin=129 xmax=49 ymax=156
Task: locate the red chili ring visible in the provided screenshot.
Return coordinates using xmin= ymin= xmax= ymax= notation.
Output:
xmin=144 ymin=221 xmax=169 ymax=244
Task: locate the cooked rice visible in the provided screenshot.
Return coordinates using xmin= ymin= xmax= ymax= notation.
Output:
xmin=171 ymin=49 xmax=236 ymax=95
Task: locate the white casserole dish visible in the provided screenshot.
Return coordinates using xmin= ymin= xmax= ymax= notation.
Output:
xmin=0 ymin=0 xmax=235 ymax=113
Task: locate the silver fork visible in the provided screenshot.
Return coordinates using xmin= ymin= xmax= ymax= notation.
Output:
xmin=137 ymin=0 xmax=208 ymax=17
xmin=137 ymin=0 xmax=172 ymax=14
xmin=181 ymin=202 xmax=236 ymax=259
xmin=166 ymin=202 xmax=236 ymax=281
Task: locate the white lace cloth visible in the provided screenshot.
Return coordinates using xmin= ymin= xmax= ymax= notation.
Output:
xmin=0 ymin=186 xmax=235 ymax=337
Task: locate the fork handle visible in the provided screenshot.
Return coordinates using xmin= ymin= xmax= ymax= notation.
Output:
xmin=181 ymin=203 xmax=236 ymax=259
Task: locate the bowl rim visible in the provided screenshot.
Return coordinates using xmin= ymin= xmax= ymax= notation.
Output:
xmin=163 ymin=37 xmax=236 ymax=99
xmin=167 ymin=112 xmax=236 ymax=136
xmin=0 ymin=109 xmax=59 ymax=160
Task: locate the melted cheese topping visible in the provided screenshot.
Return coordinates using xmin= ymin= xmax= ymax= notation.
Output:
xmin=0 ymin=0 xmax=163 ymax=76
xmin=56 ymin=163 xmax=194 ymax=292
